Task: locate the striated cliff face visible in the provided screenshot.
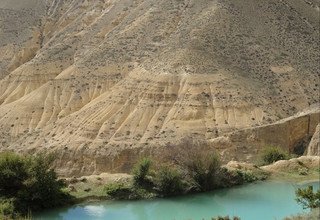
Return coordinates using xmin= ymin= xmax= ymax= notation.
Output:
xmin=306 ymin=124 xmax=320 ymax=156
xmin=209 ymin=108 xmax=320 ymax=163
xmin=0 ymin=0 xmax=319 ymax=176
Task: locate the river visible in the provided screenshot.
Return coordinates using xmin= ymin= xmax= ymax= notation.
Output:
xmin=35 ymin=181 xmax=319 ymax=220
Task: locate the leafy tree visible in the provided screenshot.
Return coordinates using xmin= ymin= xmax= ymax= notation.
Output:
xmin=0 ymin=152 xmax=73 ymax=217
xmin=0 ymin=152 xmax=28 ymax=197
xmin=295 ymin=186 xmax=320 ymax=209
xmin=17 ymin=154 xmax=71 ymax=212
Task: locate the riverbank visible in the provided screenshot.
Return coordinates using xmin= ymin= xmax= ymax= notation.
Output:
xmin=34 ymin=180 xmax=320 ymax=220
xmin=63 ymin=173 xmax=132 ymax=202
xmin=64 ymin=156 xmax=319 ymax=203
xmin=261 ymin=156 xmax=320 ymax=183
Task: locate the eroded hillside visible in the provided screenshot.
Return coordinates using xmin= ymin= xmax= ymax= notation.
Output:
xmin=0 ymin=0 xmax=319 ymax=176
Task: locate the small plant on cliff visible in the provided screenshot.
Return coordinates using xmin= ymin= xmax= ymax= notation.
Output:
xmin=132 ymin=158 xmax=152 ymax=187
xmin=295 ymin=186 xmax=320 ymax=209
xmin=261 ymin=146 xmax=289 ymax=165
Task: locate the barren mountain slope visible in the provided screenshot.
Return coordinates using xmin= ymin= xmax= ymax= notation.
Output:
xmin=0 ymin=0 xmax=319 ymax=176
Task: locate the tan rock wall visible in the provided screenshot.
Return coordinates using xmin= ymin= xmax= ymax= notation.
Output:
xmin=306 ymin=124 xmax=320 ymax=156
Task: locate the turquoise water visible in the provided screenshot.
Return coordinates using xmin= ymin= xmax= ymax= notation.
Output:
xmin=35 ymin=181 xmax=319 ymax=220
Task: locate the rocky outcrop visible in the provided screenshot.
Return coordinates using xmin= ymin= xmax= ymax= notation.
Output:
xmin=306 ymin=124 xmax=320 ymax=156
xmin=210 ymin=108 xmax=320 ymax=163
xmin=261 ymin=156 xmax=320 ymax=173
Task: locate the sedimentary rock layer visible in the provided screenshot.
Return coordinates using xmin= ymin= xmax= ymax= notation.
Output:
xmin=0 ymin=0 xmax=319 ymax=176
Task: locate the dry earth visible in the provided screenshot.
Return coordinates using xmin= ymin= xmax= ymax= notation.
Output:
xmin=0 ymin=0 xmax=319 ymax=176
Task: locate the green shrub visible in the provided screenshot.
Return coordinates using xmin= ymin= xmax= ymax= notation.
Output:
xmin=104 ymin=182 xmax=155 ymax=200
xmin=235 ymin=170 xmax=258 ymax=183
xmin=186 ymin=153 xmax=221 ymax=192
xmin=0 ymin=152 xmax=73 ymax=216
xmin=160 ymin=140 xmax=224 ymax=192
xmin=104 ymin=183 xmax=132 ymax=199
xmin=295 ymin=186 xmax=320 ymax=209
xmin=261 ymin=146 xmax=289 ymax=165
xmin=132 ymin=158 xmax=152 ymax=187
xmin=0 ymin=152 xmax=28 ymax=197
xmin=155 ymin=166 xmax=185 ymax=196
xmin=17 ymin=154 xmax=72 ymax=212
xmin=0 ymin=199 xmax=15 ymax=219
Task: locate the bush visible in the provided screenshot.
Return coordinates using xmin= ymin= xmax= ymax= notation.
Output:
xmin=132 ymin=158 xmax=152 ymax=187
xmin=17 ymin=154 xmax=72 ymax=212
xmin=295 ymin=186 xmax=320 ymax=209
xmin=261 ymin=146 xmax=289 ymax=165
xmin=0 ymin=152 xmax=73 ymax=217
xmin=0 ymin=152 xmax=28 ymax=197
xmin=104 ymin=182 xmax=155 ymax=200
xmin=0 ymin=199 xmax=15 ymax=219
xmin=235 ymin=170 xmax=258 ymax=183
xmin=186 ymin=153 xmax=221 ymax=192
xmin=158 ymin=139 xmax=223 ymax=192
xmin=155 ymin=166 xmax=185 ymax=196
xmin=104 ymin=183 xmax=132 ymax=199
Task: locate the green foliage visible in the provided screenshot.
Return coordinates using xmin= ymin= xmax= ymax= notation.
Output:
xmin=17 ymin=154 xmax=71 ymax=212
xmin=186 ymin=153 xmax=221 ymax=191
xmin=104 ymin=183 xmax=132 ymax=199
xmin=0 ymin=152 xmax=73 ymax=217
xmin=261 ymin=146 xmax=289 ymax=165
xmin=106 ymin=143 xmax=264 ymax=201
xmin=0 ymin=152 xmax=28 ymax=197
xmin=132 ymin=158 xmax=152 ymax=187
xmin=295 ymin=186 xmax=320 ymax=209
xmin=235 ymin=170 xmax=258 ymax=183
xmin=0 ymin=199 xmax=15 ymax=219
xmin=104 ymin=182 xmax=156 ymax=200
xmin=155 ymin=166 xmax=185 ymax=196
xmin=161 ymin=140 xmax=226 ymax=192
